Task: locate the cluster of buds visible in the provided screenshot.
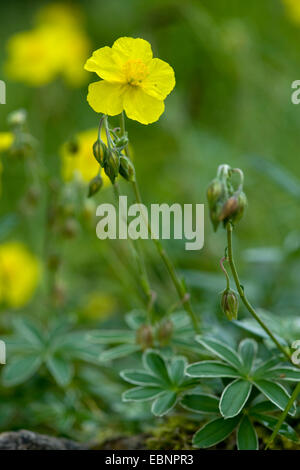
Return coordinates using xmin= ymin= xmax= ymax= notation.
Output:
xmin=135 ymin=318 xmax=174 ymax=350
xmin=207 ymin=164 xmax=247 ymax=231
xmin=90 ymin=123 xmax=135 ymax=197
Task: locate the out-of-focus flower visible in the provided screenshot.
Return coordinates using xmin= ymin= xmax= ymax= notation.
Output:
xmin=0 ymin=242 xmax=40 ymax=308
xmin=283 ymin=0 xmax=300 ymax=23
xmin=60 ymin=128 xmax=110 ymax=185
xmin=85 ymin=37 xmax=176 ymax=124
xmin=5 ymin=3 xmax=90 ymax=87
xmin=83 ymin=292 xmax=117 ymax=320
xmin=0 ymin=132 xmax=14 ymax=152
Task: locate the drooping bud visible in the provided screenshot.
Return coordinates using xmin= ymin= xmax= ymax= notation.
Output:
xmin=157 ymin=319 xmax=173 ymax=346
xmin=104 ymin=150 xmax=120 ymax=184
xmin=119 ymin=154 xmax=135 ymax=182
xmin=207 ymin=178 xmax=223 ymax=208
xmin=136 ymin=324 xmax=154 ymax=350
xmin=231 ymin=191 xmax=247 ymax=224
xmin=218 ymin=196 xmax=239 ymax=221
xmin=88 ymin=175 xmax=103 ymax=197
xmin=221 ymin=288 xmax=239 ymax=321
xmin=93 ymin=140 xmax=108 ymax=167
xmin=115 ymin=133 xmax=129 ymax=150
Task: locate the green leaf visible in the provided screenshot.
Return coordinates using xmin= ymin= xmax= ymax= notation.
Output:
xmin=2 ymin=354 xmax=42 ymax=386
xmin=220 ymin=379 xmax=252 ymax=418
xmin=143 ymin=350 xmax=170 ymax=384
xmin=120 ymin=370 xmax=163 ymax=387
xmin=253 ymin=357 xmax=282 ymax=377
xmin=193 ymin=416 xmax=241 ymax=448
xmin=122 ymin=386 xmax=163 ymax=402
xmin=264 ymin=366 xmax=300 ymax=382
xmin=252 ymin=412 xmax=298 ymax=442
xmin=151 ymin=391 xmax=177 ymax=416
xmin=238 ymin=339 xmax=257 ymax=374
xmin=13 ymin=318 xmax=45 ymax=348
xmin=87 ymin=330 xmax=135 ymax=344
xmin=249 ymin=400 xmax=278 ymax=414
xmin=237 ymin=415 xmax=258 ymax=450
xmin=99 ymin=344 xmax=140 ymax=361
xmin=180 ymin=393 xmax=219 ymax=414
xmin=196 ymin=337 xmax=242 ymax=369
xmin=186 ymin=361 xmax=240 ymax=378
xmin=169 ymin=356 xmax=187 ymax=385
xmin=46 ymin=356 xmax=73 ymax=387
xmin=253 ymin=380 xmax=296 ymax=416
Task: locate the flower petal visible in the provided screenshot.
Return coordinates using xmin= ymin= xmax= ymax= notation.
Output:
xmin=112 ymin=37 xmax=153 ymax=65
xmin=87 ymin=80 xmax=125 ymax=115
xmin=142 ymin=58 xmax=175 ymax=100
xmin=123 ymin=87 xmax=164 ymax=124
xmin=84 ymin=46 xmax=123 ymax=82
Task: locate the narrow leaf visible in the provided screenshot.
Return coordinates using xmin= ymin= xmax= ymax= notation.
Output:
xmin=169 ymin=356 xmax=187 ymax=385
xmin=186 ymin=361 xmax=240 ymax=378
xmin=196 ymin=337 xmax=242 ymax=369
xmin=193 ymin=416 xmax=241 ymax=448
xmin=253 ymin=380 xmax=296 ymax=416
xmin=151 ymin=391 xmax=177 ymax=416
xmin=46 ymin=356 xmax=73 ymax=387
xmin=181 ymin=393 xmax=219 ymax=414
xmin=143 ymin=350 xmax=170 ymax=384
xmin=252 ymin=412 xmax=298 ymax=442
xmin=2 ymin=355 xmax=42 ymax=386
xmin=99 ymin=344 xmax=140 ymax=361
xmin=237 ymin=415 xmax=258 ymax=450
xmin=122 ymin=386 xmax=163 ymax=402
xmin=220 ymin=379 xmax=252 ymax=418
xmin=238 ymin=339 xmax=257 ymax=374
xmin=120 ymin=370 xmax=163 ymax=387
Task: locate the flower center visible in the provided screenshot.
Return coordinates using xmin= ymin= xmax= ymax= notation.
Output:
xmin=122 ymin=59 xmax=148 ymax=86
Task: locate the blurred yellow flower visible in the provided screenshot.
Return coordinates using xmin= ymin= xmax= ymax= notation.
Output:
xmin=5 ymin=3 xmax=90 ymax=87
xmin=83 ymin=292 xmax=117 ymax=320
xmin=61 ymin=128 xmax=110 ymax=185
xmin=0 ymin=132 xmax=13 ymax=152
xmin=85 ymin=37 xmax=176 ymax=124
xmin=283 ymin=0 xmax=300 ymax=23
xmin=0 ymin=242 xmax=40 ymax=308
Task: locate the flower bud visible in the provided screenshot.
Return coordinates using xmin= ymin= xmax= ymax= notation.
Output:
xmin=136 ymin=324 xmax=154 ymax=350
xmin=157 ymin=319 xmax=173 ymax=346
xmin=221 ymin=288 xmax=239 ymax=321
xmin=207 ymin=178 xmax=223 ymax=208
xmin=88 ymin=175 xmax=103 ymax=197
xmin=231 ymin=191 xmax=247 ymax=224
xmin=104 ymin=150 xmax=120 ymax=184
xmin=219 ymin=196 xmax=239 ymax=221
xmin=119 ymin=155 xmax=135 ymax=182
xmin=93 ymin=140 xmax=108 ymax=167
xmin=115 ymin=133 xmax=129 ymax=150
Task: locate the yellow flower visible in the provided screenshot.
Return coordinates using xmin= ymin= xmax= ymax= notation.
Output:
xmin=0 ymin=242 xmax=40 ymax=308
xmin=5 ymin=3 xmax=90 ymax=87
xmin=84 ymin=37 xmax=176 ymax=124
xmin=283 ymin=0 xmax=300 ymax=23
xmin=60 ymin=128 xmax=110 ymax=185
xmin=0 ymin=132 xmax=13 ymax=152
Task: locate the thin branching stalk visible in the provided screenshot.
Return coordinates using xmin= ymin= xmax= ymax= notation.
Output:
xmin=119 ymin=112 xmax=199 ymax=332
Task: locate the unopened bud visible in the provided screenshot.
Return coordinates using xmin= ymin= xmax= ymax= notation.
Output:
xmin=231 ymin=191 xmax=247 ymax=224
xmin=219 ymin=196 xmax=239 ymax=221
xmin=104 ymin=150 xmax=120 ymax=184
xmin=157 ymin=320 xmax=173 ymax=346
xmin=119 ymin=155 xmax=135 ymax=182
xmin=115 ymin=134 xmax=129 ymax=150
xmin=136 ymin=324 xmax=153 ymax=350
xmin=88 ymin=175 xmax=103 ymax=197
xmin=221 ymin=288 xmax=239 ymax=321
xmin=207 ymin=178 xmax=223 ymax=208
xmin=93 ymin=140 xmax=108 ymax=167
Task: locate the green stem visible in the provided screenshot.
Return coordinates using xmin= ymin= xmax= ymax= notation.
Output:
xmin=226 ymin=222 xmax=290 ymax=362
xmin=119 ymin=112 xmax=199 ymax=332
xmin=265 ymin=382 xmax=300 ymax=449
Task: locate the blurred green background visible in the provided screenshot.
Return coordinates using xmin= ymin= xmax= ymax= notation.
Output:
xmin=0 ymin=0 xmax=299 ymax=441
